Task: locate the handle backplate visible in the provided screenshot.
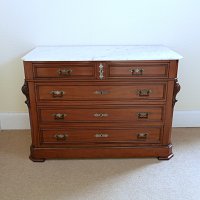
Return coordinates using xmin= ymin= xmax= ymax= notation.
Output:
xmin=94 ymin=113 xmax=109 ymax=118
xmin=99 ymin=63 xmax=104 ymax=80
xmin=95 ymin=133 xmax=109 ymax=138
xmin=94 ymin=90 xmax=110 ymax=95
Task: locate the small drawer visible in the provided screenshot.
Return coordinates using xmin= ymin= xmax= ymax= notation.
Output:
xmin=40 ymin=127 xmax=162 ymax=145
xmin=39 ymin=106 xmax=164 ymax=123
xmin=33 ymin=62 xmax=95 ymax=79
xmin=107 ymin=62 xmax=169 ymax=78
xmin=37 ymin=83 xmax=166 ymax=101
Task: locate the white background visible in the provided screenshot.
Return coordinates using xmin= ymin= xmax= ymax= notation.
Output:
xmin=0 ymin=0 xmax=200 ymax=112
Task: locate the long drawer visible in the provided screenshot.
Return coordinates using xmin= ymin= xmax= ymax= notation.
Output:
xmin=39 ymin=106 xmax=164 ymax=123
xmin=40 ymin=127 xmax=162 ymax=145
xmin=37 ymin=83 xmax=166 ymax=101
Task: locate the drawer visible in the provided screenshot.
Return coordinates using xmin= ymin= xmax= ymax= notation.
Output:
xmin=39 ymin=107 xmax=164 ymax=123
xmin=33 ymin=62 xmax=95 ymax=79
xmin=40 ymin=127 xmax=162 ymax=144
xmin=37 ymin=83 xmax=166 ymax=101
xmin=107 ymin=62 xmax=169 ymax=78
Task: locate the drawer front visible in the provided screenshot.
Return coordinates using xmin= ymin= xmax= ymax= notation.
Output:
xmin=39 ymin=107 xmax=163 ymax=123
xmin=107 ymin=62 xmax=169 ymax=78
xmin=37 ymin=84 xmax=166 ymax=101
xmin=40 ymin=127 xmax=162 ymax=144
xmin=33 ymin=62 xmax=95 ymax=79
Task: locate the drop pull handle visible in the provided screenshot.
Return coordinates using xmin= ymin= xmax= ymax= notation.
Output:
xmin=137 ymin=89 xmax=152 ymax=96
xmin=50 ymin=90 xmax=65 ymax=98
xmin=129 ymin=68 xmax=144 ymax=75
xmin=54 ymin=134 xmax=68 ymax=141
xmin=137 ymin=133 xmax=148 ymax=140
xmin=52 ymin=113 xmax=67 ymax=120
xmin=57 ymin=68 xmax=72 ymax=76
xmin=137 ymin=112 xmax=149 ymax=119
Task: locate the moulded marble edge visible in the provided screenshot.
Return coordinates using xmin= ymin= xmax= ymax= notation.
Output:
xmin=21 ymin=45 xmax=183 ymax=61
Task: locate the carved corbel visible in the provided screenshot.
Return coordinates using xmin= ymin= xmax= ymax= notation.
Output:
xmin=21 ymin=80 xmax=30 ymax=108
xmin=172 ymin=79 xmax=181 ymax=107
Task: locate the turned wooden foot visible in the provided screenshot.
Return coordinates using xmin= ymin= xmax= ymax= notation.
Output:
xmin=158 ymin=153 xmax=174 ymax=160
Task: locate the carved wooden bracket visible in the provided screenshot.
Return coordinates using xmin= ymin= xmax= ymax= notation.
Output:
xmin=172 ymin=79 xmax=181 ymax=107
xmin=21 ymin=80 xmax=30 ymax=108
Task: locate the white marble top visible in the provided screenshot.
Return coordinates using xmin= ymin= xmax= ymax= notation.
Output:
xmin=21 ymin=45 xmax=183 ymax=61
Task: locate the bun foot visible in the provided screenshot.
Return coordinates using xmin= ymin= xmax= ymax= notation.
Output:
xmin=29 ymin=155 xmax=46 ymax=162
xmin=158 ymin=153 xmax=174 ymax=160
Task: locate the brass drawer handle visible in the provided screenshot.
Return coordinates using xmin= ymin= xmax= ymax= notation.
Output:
xmin=138 ymin=112 xmax=149 ymax=119
xmin=57 ymin=68 xmax=72 ymax=76
xmin=94 ymin=113 xmax=109 ymax=117
xmin=53 ymin=113 xmax=67 ymax=120
xmin=129 ymin=68 xmax=144 ymax=75
xmin=137 ymin=133 xmax=148 ymax=140
xmin=94 ymin=90 xmax=110 ymax=95
xmin=50 ymin=90 xmax=65 ymax=98
xmin=54 ymin=133 xmax=68 ymax=141
xmin=137 ymin=89 xmax=152 ymax=96
xmin=95 ymin=133 xmax=109 ymax=138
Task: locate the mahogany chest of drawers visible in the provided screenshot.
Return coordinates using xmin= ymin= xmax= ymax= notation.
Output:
xmin=21 ymin=46 xmax=182 ymax=161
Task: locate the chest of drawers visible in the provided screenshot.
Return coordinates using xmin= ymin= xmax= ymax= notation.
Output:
xmin=21 ymin=46 xmax=182 ymax=162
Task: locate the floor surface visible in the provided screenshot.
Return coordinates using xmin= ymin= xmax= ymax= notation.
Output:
xmin=0 ymin=128 xmax=200 ymax=200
